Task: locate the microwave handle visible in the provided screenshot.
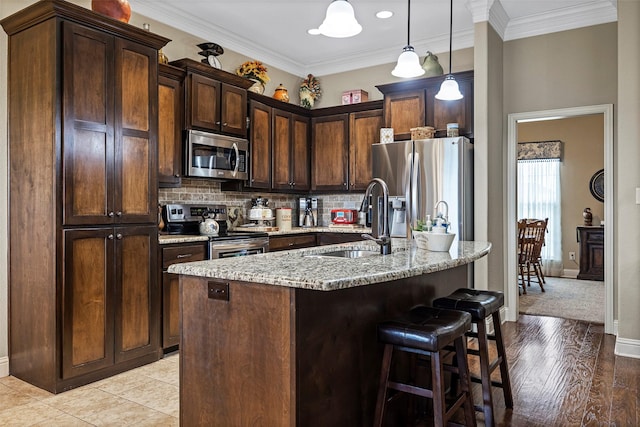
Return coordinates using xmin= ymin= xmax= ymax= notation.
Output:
xmin=232 ymin=142 xmax=239 ymax=176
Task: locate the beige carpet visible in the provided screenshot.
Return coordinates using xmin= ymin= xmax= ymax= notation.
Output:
xmin=519 ymin=276 xmax=604 ymax=323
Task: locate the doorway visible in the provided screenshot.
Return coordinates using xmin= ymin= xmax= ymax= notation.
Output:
xmin=506 ymin=104 xmax=614 ymax=335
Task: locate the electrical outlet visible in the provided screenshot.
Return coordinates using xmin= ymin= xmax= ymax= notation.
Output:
xmin=569 ymin=252 xmax=576 ymax=261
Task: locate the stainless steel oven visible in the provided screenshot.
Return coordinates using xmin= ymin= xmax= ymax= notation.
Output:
xmin=161 ymin=203 xmax=269 ymax=259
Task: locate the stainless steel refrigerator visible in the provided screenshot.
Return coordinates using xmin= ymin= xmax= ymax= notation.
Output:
xmin=371 ymin=137 xmax=473 ymax=241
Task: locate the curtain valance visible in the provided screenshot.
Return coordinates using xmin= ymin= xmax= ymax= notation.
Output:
xmin=517 ymin=140 xmax=563 ymax=161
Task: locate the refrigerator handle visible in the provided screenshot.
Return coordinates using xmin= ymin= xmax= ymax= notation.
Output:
xmin=411 ymin=152 xmax=420 ymax=234
xmin=405 ymin=152 xmax=413 ymax=236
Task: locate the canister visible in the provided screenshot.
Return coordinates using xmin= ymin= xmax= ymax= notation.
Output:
xmin=446 ymin=123 xmax=459 ymax=137
xmin=276 ymin=208 xmax=292 ymax=231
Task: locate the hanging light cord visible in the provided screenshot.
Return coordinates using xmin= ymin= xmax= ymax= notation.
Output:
xmin=447 ymin=0 xmax=453 ymax=74
xmin=406 ymin=0 xmax=411 ymax=46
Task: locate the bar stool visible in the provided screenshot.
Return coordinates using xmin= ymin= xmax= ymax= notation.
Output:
xmin=374 ymin=305 xmax=477 ymax=427
xmin=432 ymin=289 xmax=513 ymax=427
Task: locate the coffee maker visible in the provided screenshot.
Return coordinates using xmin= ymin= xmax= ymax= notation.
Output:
xmin=298 ymin=197 xmax=321 ymax=227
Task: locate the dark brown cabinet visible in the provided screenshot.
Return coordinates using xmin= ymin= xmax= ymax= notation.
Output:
xmin=1 ymin=0 xmax=168 ymax=393
xmin=316 ymin=232 xmax=365 ymax=246
xmin=248 ymin=99 xmax=272 ymax=189
xmin=63 ymin=226 xmax=159 ymax=379
xmin=377 ymin=71 xmax=474 ymax=141
xmin=311 ymin=106 xmax=383 ymax=192
xmin=161 ymin=242 xmax=208 ymax=349
xmin=272 ymin=110 xmax=311 ymax=191
xmin=158 ymin=64 xmax=185 ymax=187
xmin=577 ymin=226 xmax=604 ymax=281
xmin=269 ymin=234 xmax=317 ymax=251
xmin=172 ymin=59 xmax=251 ymax=138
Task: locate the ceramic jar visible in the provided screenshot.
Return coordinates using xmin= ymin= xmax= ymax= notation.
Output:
xmin=91 ymin=0 xmax=131 ymax=23
xmin=247 ymin=79 xmax=265 ymax=95
xmin=273 ymin=84 xmax=290 ymax=102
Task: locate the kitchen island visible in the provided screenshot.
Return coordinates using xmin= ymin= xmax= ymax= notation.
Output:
xmin=169 ymin=239 xmax=491 ymax=426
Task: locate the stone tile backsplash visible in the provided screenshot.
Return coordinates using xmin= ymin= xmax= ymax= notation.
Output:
xmin=159 ymin=178 xmax=365 ymax=227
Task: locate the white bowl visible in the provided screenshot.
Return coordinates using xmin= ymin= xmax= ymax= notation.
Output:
xmin=412 ymin=231 xmax=456 ymax=252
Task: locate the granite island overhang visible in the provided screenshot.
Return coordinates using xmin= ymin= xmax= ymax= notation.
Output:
xmin=170 ymin=239 xmax=491 ymax=426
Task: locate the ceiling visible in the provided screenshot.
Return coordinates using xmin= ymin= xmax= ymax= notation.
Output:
xmin=129 ymin=0 xmax=617 ymax=77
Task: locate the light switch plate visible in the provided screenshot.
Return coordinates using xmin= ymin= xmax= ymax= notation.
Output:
xmin=636 ymin=188 xmax=640 ymax=204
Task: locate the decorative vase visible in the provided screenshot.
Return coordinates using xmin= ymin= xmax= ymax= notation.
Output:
xmin=299 ymin=87 xmax=315 ymax=109
xmin=91 ymin=0 xmax=131 ymax=23
xmin=247 ymin=79 xmax=265 ymax=95
xmin=421 ymin=51 xmax=444 ymax=77
xmin=273 ymin=84 xmax=290 ymax=103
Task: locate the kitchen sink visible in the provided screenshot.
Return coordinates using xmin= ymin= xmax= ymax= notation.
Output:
xmin=314 ymin=249 xmax=381 ymax=258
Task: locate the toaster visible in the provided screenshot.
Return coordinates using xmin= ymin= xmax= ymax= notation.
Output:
xmin=331 ymin=209 xmax=358 ymax=224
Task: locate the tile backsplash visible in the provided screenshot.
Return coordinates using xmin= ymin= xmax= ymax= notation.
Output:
xmin=159 ymin=178 xmax=365 ymax=227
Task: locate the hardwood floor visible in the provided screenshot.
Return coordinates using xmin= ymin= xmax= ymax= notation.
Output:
xmin=479 ymin=314 xmax=639 ymax=427
xmin=0 ymin=314 xmax=637 ymax=426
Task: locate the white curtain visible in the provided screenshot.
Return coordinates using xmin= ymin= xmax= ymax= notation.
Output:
xmin=517 ymin=159 xmax=563 ymax=277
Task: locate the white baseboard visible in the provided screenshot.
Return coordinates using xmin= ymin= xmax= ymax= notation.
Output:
xmin=561 ymin=269 xmax=579 ymax=278
xmin=0 ymin=356 xmax=8 ymax=378
xmin=615 ymin=336 xmax=640 ymax=359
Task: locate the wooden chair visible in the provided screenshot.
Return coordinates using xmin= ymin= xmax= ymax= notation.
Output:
xmin=517 ymin=219 xmax=547 ymax=293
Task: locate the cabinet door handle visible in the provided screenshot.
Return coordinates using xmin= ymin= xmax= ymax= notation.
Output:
xmin=116 ymin=211 xmax=122 ymax=217
xmin=215 ymin=121 xmax=221 ymax=125
xmin=108 ymin=234 xmax=114 ymax=240
xmin=176 ymin=253 xmax=193 ymax=259
xmin=222 ymin=122 xmax=228 ymax=127
xmin=116 ymin=233 xmax=123 ymax=240
xmin=174 ymin=174 xmax=180 ymax=178
xmin=108 ymin=212 xmax=115 ymax=218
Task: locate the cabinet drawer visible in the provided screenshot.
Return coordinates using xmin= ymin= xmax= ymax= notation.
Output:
xmin=269 ymin=234 xmax=317 ymax=252
xmin=162 ymin=243 xmax=207 ymax=268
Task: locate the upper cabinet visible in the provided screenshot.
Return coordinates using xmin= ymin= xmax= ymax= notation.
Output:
xmin=171 ymin=59 xmax=252 ymax=138
xmin=158 ymin=64 xmax=185 ymax=187
xmin=376 ymin=71 xmax=473 ymax=141
xmin=310 ymin=103 xmax=383 ymax=193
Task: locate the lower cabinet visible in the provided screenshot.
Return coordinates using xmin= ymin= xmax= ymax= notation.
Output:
xmin=62 ymin=226 xmax=160 ymax=380
xmin=161 ymin=242 xmax=208 ymax=349
xmin=269 ymin=234 xmax=317 ymax=252
xmin=317 ymin=232 xmax=365 ymax=246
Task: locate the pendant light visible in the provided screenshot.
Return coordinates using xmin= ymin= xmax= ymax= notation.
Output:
xmin=318 ymin=0 xmax=362 ymax=38
xmin=391 ymin=0 xmax=425 ymax=78
xmin=435 ymin=0 xmax=463 ymax=100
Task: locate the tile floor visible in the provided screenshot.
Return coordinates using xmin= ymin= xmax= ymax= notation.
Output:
xmin=0 ymin=354 xmax=179 ymax=426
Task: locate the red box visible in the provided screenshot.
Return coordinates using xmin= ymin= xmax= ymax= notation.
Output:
xmin=341 ymin=89 xmax=369 ymax=105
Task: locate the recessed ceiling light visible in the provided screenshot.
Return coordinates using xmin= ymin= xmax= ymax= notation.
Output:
xmin=376 ymin=10 xmax=393 ymax=19
xmin=308 ymin=28 xmax=321 ymax=35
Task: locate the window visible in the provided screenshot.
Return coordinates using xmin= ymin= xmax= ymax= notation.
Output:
xmin=517 ymin=159 xmax=563 ymax=276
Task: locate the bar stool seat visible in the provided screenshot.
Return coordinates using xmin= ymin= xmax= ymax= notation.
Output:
xmin=433 ymin=289 xmax=513 ymax=427
xmin=374 ymin=306 xmax=477 ymax=427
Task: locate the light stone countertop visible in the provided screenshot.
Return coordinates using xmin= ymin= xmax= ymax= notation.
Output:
xmin=167 ymin=239 xmax=491 ymax=291
xmin=158 ymin=226 xmax=371 ymax=245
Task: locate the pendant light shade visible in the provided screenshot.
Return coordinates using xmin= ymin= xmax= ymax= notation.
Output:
xmin=435 ymin=0 xmax=463 ymax=100
xmin=318 ymin=0 xmax=362 ymax=38
xmin=392 ymin=0 xmax=425 ymax=78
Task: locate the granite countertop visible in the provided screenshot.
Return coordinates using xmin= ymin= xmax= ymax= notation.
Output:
xmin=158 ymin=226 xmax=371 ymax=245
xmin=167 ymin=239 xmax=491 ymax=291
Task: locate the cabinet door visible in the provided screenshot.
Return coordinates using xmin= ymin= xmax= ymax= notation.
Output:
xmin=220 ymin=83 xmax=247 ymax=137
xmin=62 ymin=22 xmax=115 ymax=226
xmin=349 ymin=109 xmax=383 ymax=191
xmin=188 ymin=73 xmax=221 ymax=132
xmin=248 ymin=100 xmax=271 ymax=189
xmin=272 ymin=109 xmax=292 ymax=190
xmin=114 ymin=225 xmax=159 ymax=363
xmin=62 ymin=228 xmax=115 ymax=379
xmin=269 ymin=234 xmax=317 ymax=251
xmin=158 ymin=66 xmax=184 ymax=187
xmin=311 ymin=114 xmax=349 ymax=192
xmin=291 ymin=113 xmax=310 ymax=191
xmin=383 ymin=90 xmax=425 ymax=141
xmin=426 ymin=78 xmax=473 ymax=137
xmin=114 ymin=38 xmax=158 ymax=224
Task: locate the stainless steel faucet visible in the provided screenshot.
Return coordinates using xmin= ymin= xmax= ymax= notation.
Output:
xmin=360 ymin=178 xmax=392 ymax=255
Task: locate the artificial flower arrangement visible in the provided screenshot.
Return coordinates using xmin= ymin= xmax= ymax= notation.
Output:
xmin=299 ymin=74 xmax=322 ymax=109
xmin=236 ymin=60 xmax=270 ymax=85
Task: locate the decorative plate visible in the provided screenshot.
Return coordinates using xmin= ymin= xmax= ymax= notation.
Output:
xmin=589 ymin=169 xmax=604 ymax=202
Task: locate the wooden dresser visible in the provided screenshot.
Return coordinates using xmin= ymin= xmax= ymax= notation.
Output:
xmin=577 ymin=226 xmax=604 ymax=281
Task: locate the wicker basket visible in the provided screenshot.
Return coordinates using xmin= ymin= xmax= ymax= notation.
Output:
xmin=410 ymin=126 xmax=436 ymax=140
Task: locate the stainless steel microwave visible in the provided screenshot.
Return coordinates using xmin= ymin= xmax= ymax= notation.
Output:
xmin=184 ymin=130 xmax=248 ymax=180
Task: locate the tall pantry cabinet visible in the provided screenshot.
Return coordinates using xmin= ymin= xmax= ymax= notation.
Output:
xmin=1 ymin=0 xmax=169 ymax=393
